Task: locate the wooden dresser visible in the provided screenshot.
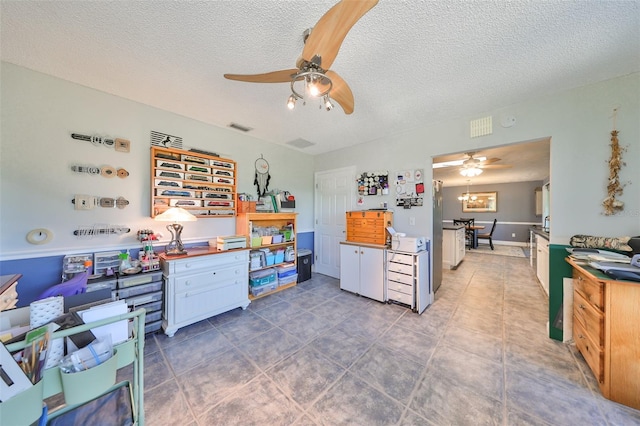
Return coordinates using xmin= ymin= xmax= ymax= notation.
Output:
xmin=346 ymin=210 xmax=393 ymax=245
xmin=567 ymin=258 xmax=640 ymax=410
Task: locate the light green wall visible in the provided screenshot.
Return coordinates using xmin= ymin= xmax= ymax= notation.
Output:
xmin=314 ymin=73 xmax=640 ymax=243
xmin=0 ymin=62 xmax=315 ymax=259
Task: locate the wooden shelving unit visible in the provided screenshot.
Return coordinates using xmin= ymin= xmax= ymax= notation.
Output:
xmin=236 ymin=213 xmax=297 ymax=300
xmin=151 ymin=146 xmax=237 ymax=218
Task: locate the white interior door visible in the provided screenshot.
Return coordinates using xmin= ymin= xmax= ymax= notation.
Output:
xmin=314 ymin=166 xmax=355 ymax=278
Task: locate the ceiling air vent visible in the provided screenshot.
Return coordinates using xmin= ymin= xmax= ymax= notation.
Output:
xmin=228 ymin=122 xmax=253 ymax=132
xmin=286 ymin=138 xmax=315 ymax=149
xmin=470 ymin=116 xmax=493 ymax=138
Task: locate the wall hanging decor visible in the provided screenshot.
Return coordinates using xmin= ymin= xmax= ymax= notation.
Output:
xmin=71 ymin=164 xmax=129 ymax=178
xmin=254 ymin=155 xmax=271 ymax=198
xmin=150 ymin=130 xmax=183 ymax=149
xmin=73 ymin=225 xmax=131 ymax=238
xmin=71 ymin=195 xmax=129 ymax=210
xmin=602 ymin=108 xmax=628 ymax=216
xmin=395 ymin=169 xmax=424 ymax=209
xmin=357 ymin=171 xmax=389 ymax=196
xmin=461 ymin=192 xmax=497 ymax=213
xmin=71 ymin=132 xmax=130 ymax=152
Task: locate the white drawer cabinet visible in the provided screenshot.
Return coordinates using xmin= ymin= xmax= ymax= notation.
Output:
xmin=161 ymin=249 xmax=250 ymax=337
xmin=442 ymin=227 xmax=465 ymax=269
xmin=387 ymin=249 xmax=432 ymax=314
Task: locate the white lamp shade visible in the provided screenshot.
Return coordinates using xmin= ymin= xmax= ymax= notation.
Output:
xmin=154 ymin=207 xmax=197 ymax=222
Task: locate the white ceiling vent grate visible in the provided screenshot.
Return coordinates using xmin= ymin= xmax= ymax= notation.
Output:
xmin=228 ymin=122 xmax=253 ymax=132
xmin=286 ymin=138 xmax=316 ymax=149
xmin=470 ymin=116 xmax=493 ymax=138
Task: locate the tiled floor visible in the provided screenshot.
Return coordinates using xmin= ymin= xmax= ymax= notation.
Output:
xmin=137 ymin=250 xmax=640 ymax=425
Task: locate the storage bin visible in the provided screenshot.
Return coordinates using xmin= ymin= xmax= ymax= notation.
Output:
xmin=274 ymin=250 xmax=285 ymax=264
xmin=251 ymin=237 xmax=262 ymax=247
xmin=271 ymin=234 xmax=284 ymax=244
xmin=278 ymin=273 xmax=298 ymax=287
xmin=250 ymin=281 xmax=278 ymax=297
xmin=0 ymin=379 xmax=44 ymax=426
xmin=282 ymin=230 xmax=293 ymax=241
xmin=265 ymin=253 xmax=275 ymax=266
xmin=249 ymin=268 xmax=277 ymax=286
xmin=261 ymin=235 xmax=273 ymax=245
xmin=61 ymin=350 xmax=118 ymax=405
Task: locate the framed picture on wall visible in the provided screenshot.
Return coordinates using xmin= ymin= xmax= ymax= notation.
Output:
xmin=462 ymin=192 xmax=497 ymax=213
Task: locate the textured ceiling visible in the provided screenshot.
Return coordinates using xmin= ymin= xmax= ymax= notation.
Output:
xmin=432 ymin=137 xmax=550 ymax=187
xmin=1 ymin=0 xmax=639 ymax=158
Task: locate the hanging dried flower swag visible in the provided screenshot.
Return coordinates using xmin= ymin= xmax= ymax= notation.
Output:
xmin=602 ymin=113 xmax=627 ymax=216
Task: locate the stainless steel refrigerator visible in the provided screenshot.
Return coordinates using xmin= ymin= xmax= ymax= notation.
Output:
xmin=432 ymin=180 xmax=443 ymax=292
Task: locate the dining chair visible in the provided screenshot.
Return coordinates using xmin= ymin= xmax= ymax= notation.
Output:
xmin=477 ymin=219 xmax=498 ymax=250
xmin=453 ymin=218 xmax=475 ymax=249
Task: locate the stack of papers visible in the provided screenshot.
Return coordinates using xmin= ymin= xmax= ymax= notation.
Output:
xmin=78 ymin=300 xmax=128 ymax=345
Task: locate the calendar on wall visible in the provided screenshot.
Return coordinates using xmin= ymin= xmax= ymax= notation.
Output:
xmin=395 ymin=169 xmax=424 ymax=209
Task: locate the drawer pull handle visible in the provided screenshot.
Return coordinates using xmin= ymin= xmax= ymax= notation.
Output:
xmin=185 ymin=280 xmax=191 ymax=286
xmin=578 ymin=334 xmax=585 ymax=339
xmin=579 ymin=304 xmax=586 ymax=310
xmin=578 ymin=276 xmax=583 ymax=281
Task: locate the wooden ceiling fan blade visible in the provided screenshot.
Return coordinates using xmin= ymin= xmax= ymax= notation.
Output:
xmin=223 ymin=69 xmax=299 ymax=83
xmin=302 ymin=0 xmax=378 ymax=70
xmin=482 ymin=164 xmax=512 ymax=169
xmin=326 ymin=70 xmax=354 ymax=114
xmin=481 ymin=157 xmax=501 ymax=165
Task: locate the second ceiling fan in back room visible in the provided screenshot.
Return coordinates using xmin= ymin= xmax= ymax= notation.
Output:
xmin=434 ymin=152 xmax=512 ymax=177
xmin=223 ymin=0 xmax=378 ymax=114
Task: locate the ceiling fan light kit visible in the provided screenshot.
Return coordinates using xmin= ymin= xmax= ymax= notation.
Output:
xmin=223 ymin=0 xmax=378 ymax=115
xmin=460 ymin=166 xmax=483 ymax=177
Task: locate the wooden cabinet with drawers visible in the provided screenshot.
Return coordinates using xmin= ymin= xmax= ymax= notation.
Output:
xmin=568 ymin=258 xmax=640 ymax=410
xmin=346 ymin=210 xmax=393 ymax=245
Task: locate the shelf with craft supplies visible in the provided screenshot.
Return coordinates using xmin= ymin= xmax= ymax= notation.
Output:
xmin=235 ymin=212 xmax=298 ymax=300
xmin=151 ymin=146 xmax=237 ymax=218
xmin=1 ymin=309 xmax=146 ymax=425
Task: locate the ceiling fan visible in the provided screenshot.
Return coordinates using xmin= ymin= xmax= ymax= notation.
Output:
xmin=433 ymin=152 xmax=512 ymax=177
xmin=223 ymin=0 xmax=378 ymax=115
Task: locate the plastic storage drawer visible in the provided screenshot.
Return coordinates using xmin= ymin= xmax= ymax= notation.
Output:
xmin=145 ymin=320 xmax=162 ymax=334
xmin=118 ymin=271 xmax=162 ymax=288
xmin=139 ymin=300 xmax=162 ymax=314
xmin=145 ymin=310 xmax=162 ymax=324
xmin=125 ymin=291 xmax=162 ymax=308
xmin=117 ymin=281 xmax=162 ymax=298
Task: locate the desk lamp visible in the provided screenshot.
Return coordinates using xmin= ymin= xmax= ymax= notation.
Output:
xmin=154 ymin=207 xmax=197 ymax=256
